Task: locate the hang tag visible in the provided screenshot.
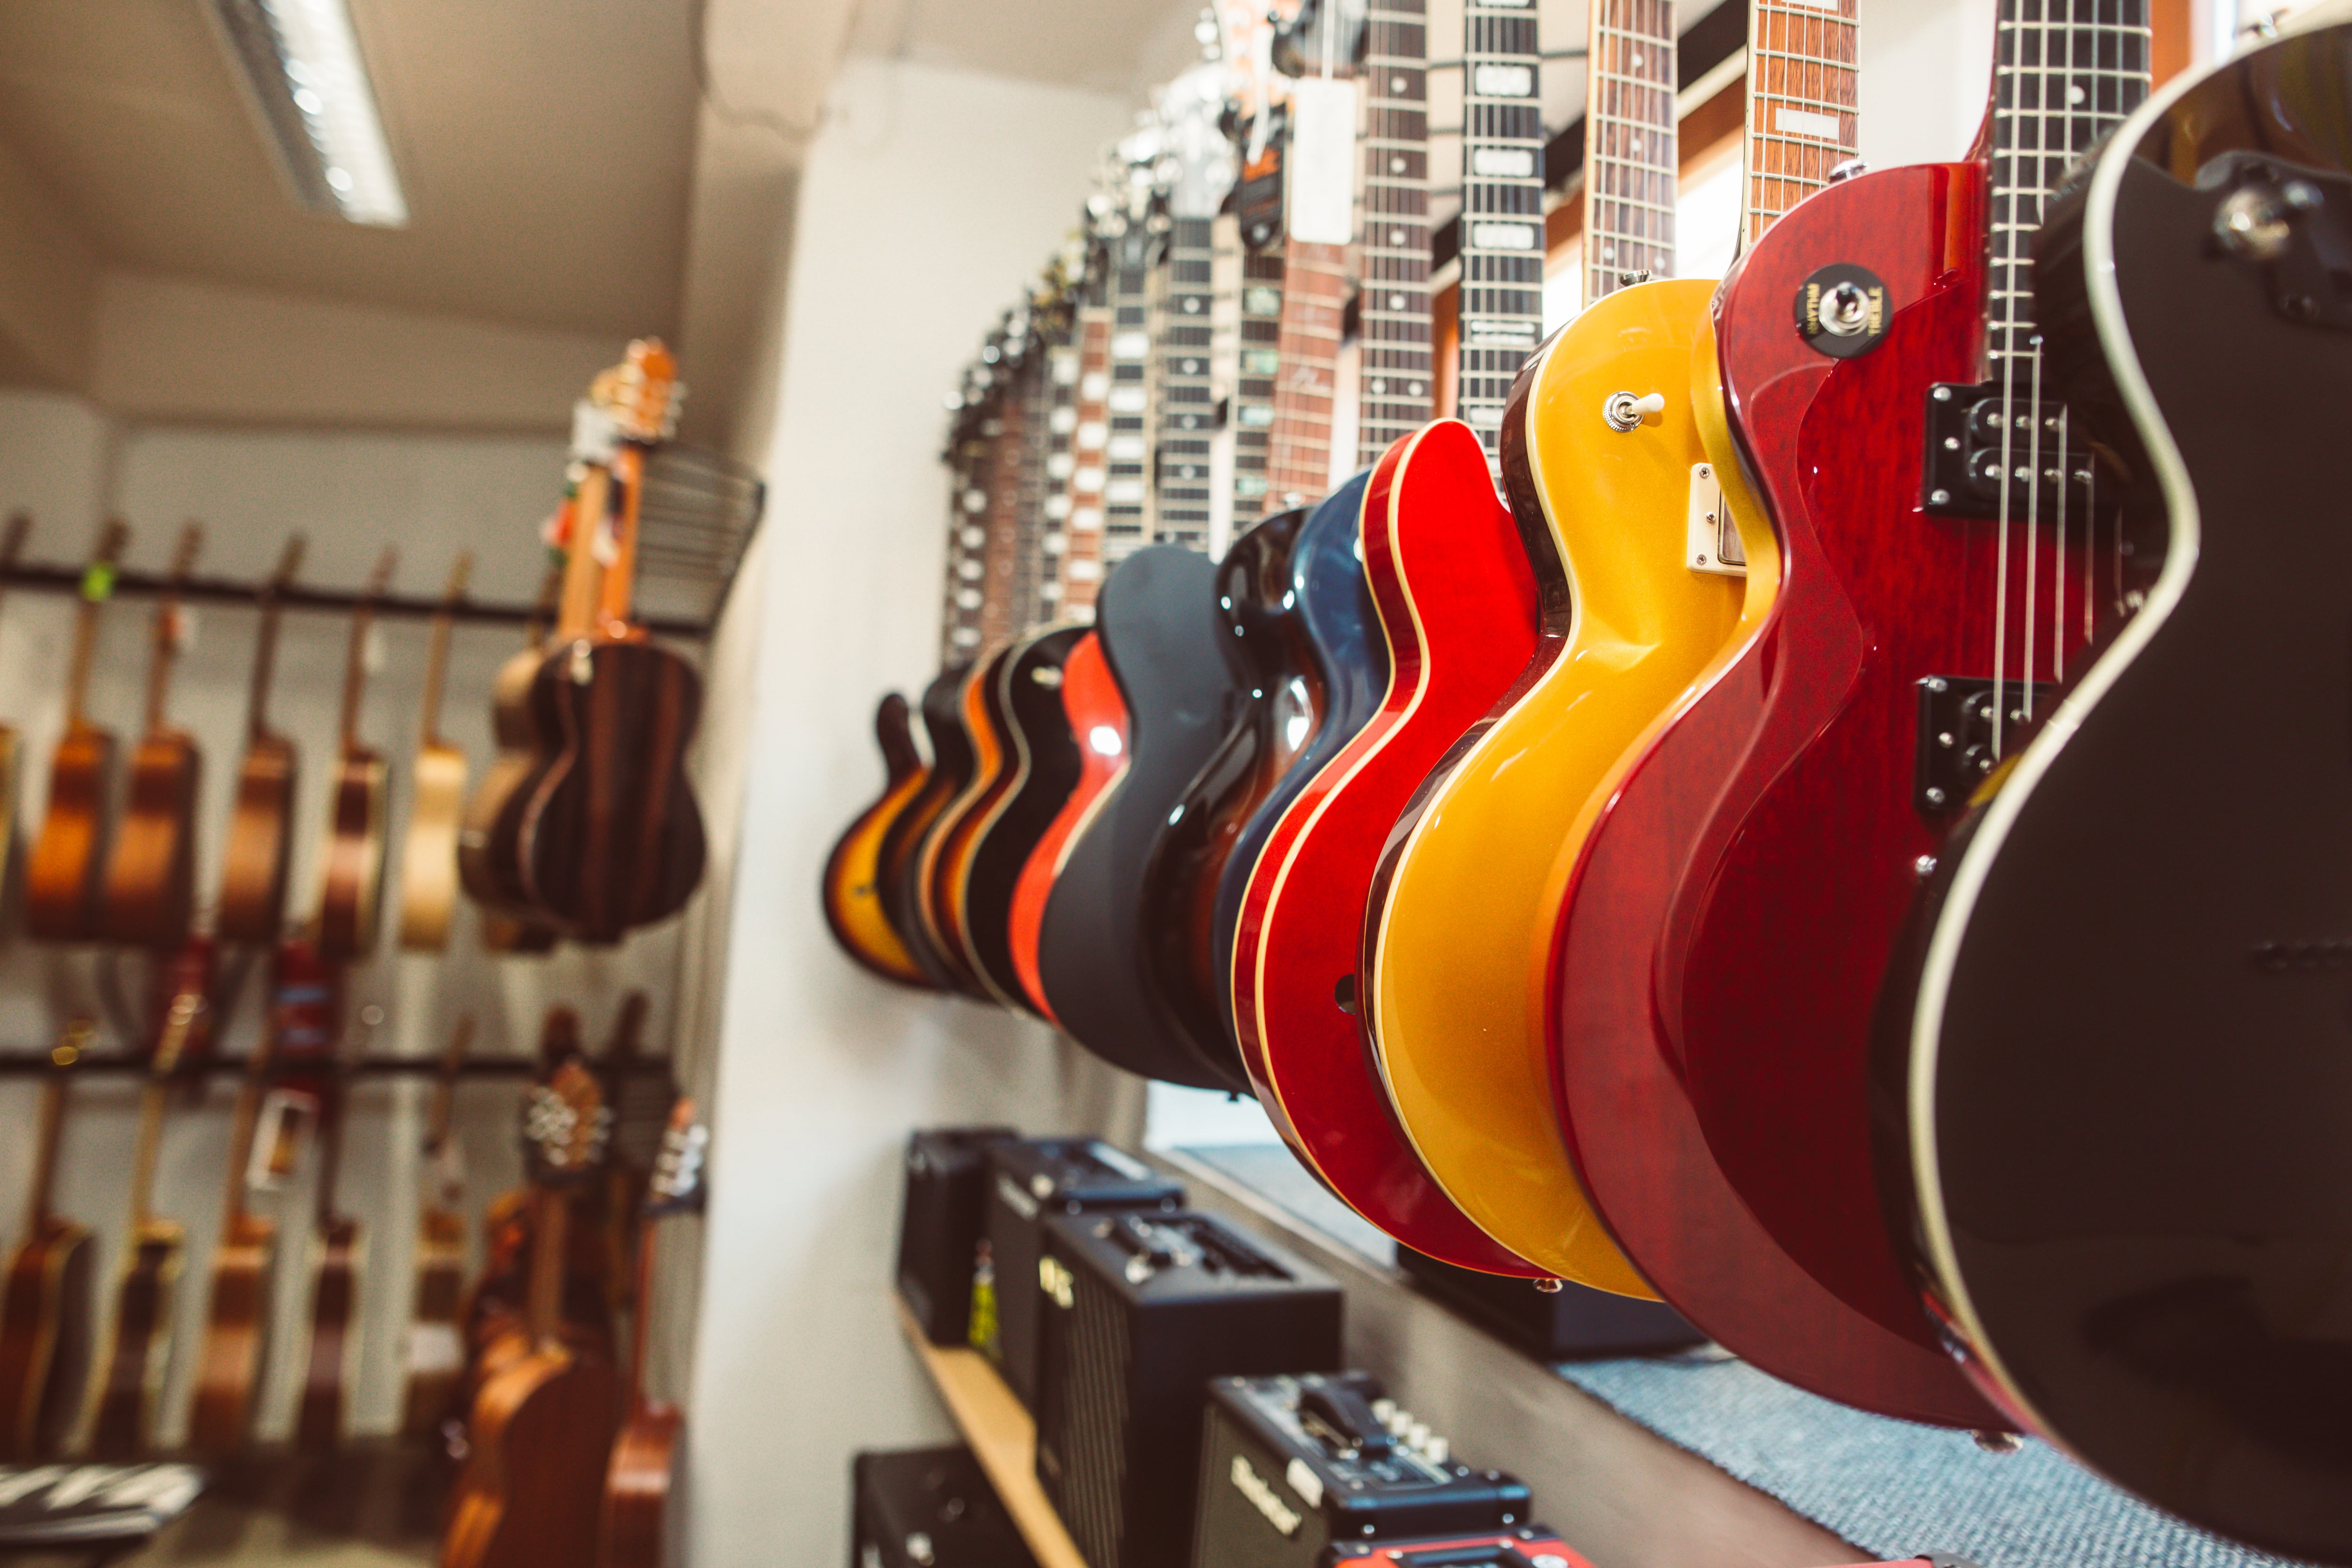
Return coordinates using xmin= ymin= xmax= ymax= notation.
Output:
xmin=1285 ymin=77 xmax=1359 ymax=246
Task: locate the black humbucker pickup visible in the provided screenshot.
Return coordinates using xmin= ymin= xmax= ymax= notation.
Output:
xmin=1923 ymin=383 xmax=2096 ymax=518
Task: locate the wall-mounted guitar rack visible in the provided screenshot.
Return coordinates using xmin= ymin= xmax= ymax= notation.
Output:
xmin=0 ymin=1052 xmax=677 ymax=1078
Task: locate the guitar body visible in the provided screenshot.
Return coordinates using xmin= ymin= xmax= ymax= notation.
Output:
xmin=1006 ymin=636 xmax=1123 ymax=1019
xmin=217 ymin=734 xmax=297 ymax=944
xmin=0 ymin=1219 xmax=94 ymax=1460
xmin=463 ymin=647 xmax=552 ymax=919
xmin=403 ymin=1206 xmax=468 ymax=1438
xmin=25 ymin=726 xmax=114 ymax=941
xmin=187 ymin=1210 xmax=276 ymax=1452
xmin=879 ymin=669 xmax=979 ymax=992
xmin=1891 ymin=38 xmax=2352 ymax=1553
xmin=88 ymin=1224 xmax=183 ymax=1459
xmin=1209 ymin=472 xmax=1383 ymax=1041
xmin=521 ymin=641 xmax=708 ymax=941
xmin=821 ymin=693 xmax=933 ymax=987
xmin=443 ymin=1347 xmax=620 ymax=1568
xmin=597 ymin=1406 xmax=683 ymax=1568
xmin=918 ymin=647 xmax=1015 ymax=995
xmin=1138 ymin=507 xmax=1319 ymax=1064
xmin=296 ymin=1216 xmax=362 ymax=1450
xmin=1546 ymin=164 xmax=2005 ymax=1425
xmin=400 ymin=740 xmax=469 ymax=950
xmin=319 ymin=751 xmax=390 ymax=961
xmin=1235 ymin=425 xmax=1543 ymax=1275
xmin=100 ymin=732 xmax=200 ymax=947
xmin=1037 ymin=547 xmax=1251 ymax=1090
xmin=960 ymin=629 xmax=1085 ymax=1008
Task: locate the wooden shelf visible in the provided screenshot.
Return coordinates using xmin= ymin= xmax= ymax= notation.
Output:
xmin=895 ymin=1302 xmax=1089 ymax=1568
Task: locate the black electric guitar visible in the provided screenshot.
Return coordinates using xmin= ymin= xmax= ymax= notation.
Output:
xmin=957 ymin=628 xmax=1087 ymax=1011
xmin=1881 ymin=18 xmax=2352 ymax=1561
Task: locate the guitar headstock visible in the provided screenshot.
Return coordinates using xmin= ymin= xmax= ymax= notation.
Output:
xmin=1157 ymin=49 xmax=1238 ymax=221
xmin=523 ymin=1056 xmax=612 ymax=1187
xmin=645 ymin=1098 xmax=708 ymax=1218
xmin=593 ymin=339 xmax=685 ymax=447
xmin=268 ymin=534 xmax=308 ymax=593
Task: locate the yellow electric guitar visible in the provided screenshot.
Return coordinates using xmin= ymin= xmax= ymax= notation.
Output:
xmin=1364 ymin=0 xmax=1850 ymax=1289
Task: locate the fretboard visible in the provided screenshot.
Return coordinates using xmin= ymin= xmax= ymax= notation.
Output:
xmin=1264 ymin=234 xmax=1347 ymax=512
xmin=1153 ymin=215 xmax=1217 ymax=552
xmin=1061 ymin=280 xmax=1113 ymax=621
xmin=1041 ymin=337 xmax=1082 ymax=620
xmin=1458 ymin=0 xmax=1546 ymax=459
xmin=1745 ymin=0 xmax=1860 ymax=246
xmin=977 ymin=366 xmax=1030 ymax=651
xmin=1358 ymin=0 xmax=1434 ymax=468
xmin=1583 ymin=0 xmax=1678 ymax=307
xmin=1232 ymin=246 xmax=1281 ymax=517
xmin=1986 ymin=0 xmax=2150 ymax=364
xmin=941 ymin=394 xmax=992 ymax=659
xmin=1103 ymin=230 xmax=1158 ymax=567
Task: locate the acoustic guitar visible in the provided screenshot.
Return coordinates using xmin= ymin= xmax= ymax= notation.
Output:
xmin=318 ymin=547 xmax=399 ymax=961
xmin=100 ymin=525 xmax=206 ymax=948
xmin=596 ymin=1098 xmax=705 ymax=1568
xmin=88 ymin=966 xmax=209 ymax=1458
xmin=295 ymin=1011 xmax=367 ymax=1451
xmin=819 ymin=693 xmax=934 ymax=987
xmin=216 ymin=535 xmax=308 ymax=945
xmin=955 ymin=629 xmax=1086 ymax=1009
xmin=186 ymin=940 xmax=316 ymax=1452
xmin=399 ymin=553 xmax=476 ymax=951
xmin=1004 ymin=634 xmax=1123 ymax=1019
xmin=0 ymin=515 xmax=33 ymax=898
xmin=403 ymin=1014 xmax=475 ymax=1438
xmin=0 ymin=1019 xmax=95 ymax=1460
xmin=1886 ymin=22 xmax=2352 ymax=1554
xmin=25 ymin=520 xmax=130 ymax=942
xmin=442 ymin=1047 xmax=620 ymax=1568
xmin=475 ymin=564 xmax=564 ymax=956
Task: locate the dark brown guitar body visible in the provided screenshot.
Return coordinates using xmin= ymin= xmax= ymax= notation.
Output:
xmin=25 ymin=728 xmax=115 ymax=942
xmin=216 ymin=734 xmax=296 ymax=943
xmin=443 ymin=1344 xmax=619 ymax=1568
xmin=0 ymin=1220 xmax=94 ymax=1460
xmin=88 ymin=1227 xmax=183 ymax=1460
xmin=462 ymin=645 xmax=549 ymax=921
xmin=296 ymin=1216 xmax=362 ymax=1451
xmin=187 ymin=1210 xmax=274 ymax=1452
xmin=100 ymin=734 xmax=200 ymax=947
xmin=597 ymin=1408 xmax=682 ymax=1568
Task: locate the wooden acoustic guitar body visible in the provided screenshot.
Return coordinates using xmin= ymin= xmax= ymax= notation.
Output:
xmin=216 ymin=734 xmax=297 ymax=944
xmin=462 ymin=647 xmax=553 ymax=921
xmin=88 ymin=1224 xmax=184 ymax=1459
xmin=1546 ymin=164 xmax=2005 ymax=1427
xmin=100 ymin=733 xmax=201 ymax=948
xmin=878 ymin=667 xmax=981 ymax=992
xmin=296 ymin=1217 xmax=362 ymax=1451
xmin=400 ymin=740 xmax=469 ymax=950
xmin=918 ymin=647 xmax=1016 ymax=998
xmin=0 ymin=1219 xmax=94 ymax=1460
xmin=521 ymin=641 xmax=707 ymax=942
xmin=1136 ymin=507 xmax=1320 ymax=1069
xmin=402 ymin=1206 xmax=468 ymax=1438
xmin=820 ymin=693 xmax=934 ymax=987
xmin=959 ymin=629 xmax=1085 ymax=1009
xmin=443 ymin=1347 xmax=620 ymax=1568
xmin=1367 ymin=284 xmax=1738 ymax=1296
xmin=1891 ymin=42 xmax=2352 ymax=1552
xmin=1233 ymin=425 xmax=1545 ymax=1276
xmin=1005 ymin=635 xmax=1123 ymax=1019
xmin=1209 ymin=472 xmax=1383 ymax=1044
xmin=319 ymin=752 xmax=390 ymax=962
xmin=597 ymin=1406 xmax=683 ymax=1568
xmin=187 ymin=1210 xmax=276 ymax=1453
xmin=25 ymin=727 xmax=115 ymax=942
xmin=1037 ymin=546 xmax=1252 ymax=1091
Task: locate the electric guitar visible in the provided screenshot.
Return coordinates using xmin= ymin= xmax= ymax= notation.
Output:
xmin=25 ymin=520 xmax=130 ymax=942
xmin=216 ymin=535 xmax=308 ymax=945
xmin=914 ymin=645 xmax=1018 ymax=998
xmin=819 ymin=692 xmax=936 ymax=987
xmin=100 ymin=524 xmax=206 ymax=947
xmin=1005 ymin=632 xmax=1125 ymax=1019
xmin=0 ymin=1020 xmax=94 ymax=1460
xmin=1548 ymin=0 xmax=2066 ymax=1427
xmin=318 ymin=548 xmax=399 ymax=961
xmin=1888 ymin=20 xmax=2352 ymax=1554
xmin=399 ymin=552 xmax=476 ymax=951
xmin=403 ymin=1014 xmax=475 ymax=1438
xmin=955 ymin=627 xmax=1087 ymax=1008
xmin=876 ymin=666 xmax=979 ymax=991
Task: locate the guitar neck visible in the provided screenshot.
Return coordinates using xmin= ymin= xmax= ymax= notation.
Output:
xmin=977 ymin=363 xmax=1033 ymax=649
xmin=418 ymin=585 xmax=463 ymax=751
xmin=1060 ymin=290 xmax=1114 ymax=621
xmin=558 ymin=465 xmax=612 ymax=641
xmin=219 ymin=1032 xmax=277 ymax=1231
xmin=1744 ymin=0 xmax=1860 ymax=247
xmin=1457 ymin=0 xmax=1546 ymax=459
xmin=1152 ymin=216 xmax=1216 ymax=553
xmin=526 ymin=1183 xmax=570 ymax=1347
xmin=311 ymin=1074 xmax=347 ymax=1235
xmin=1357 ymin=0 xmax=1436 ymax=469
xmin=1102 ymin=231 xmax=1158 ymax=570
xmin=246 ymin=592 xmax=284 ymax=743
xmin=337 ymin=612 xmax=371 ymax=754
xmin=596 ymin=445 xmax=650 ymax=639
xmin=1583 ymin=0 xmax=1679 ymax=309
xmin=126 ymin=1080 xmax=170 ymax=1233
xmin=1038 ymin=334 xmax=1081 ymax=621
xmin=24 ymin=1068 xmax=68 ymax=1233
xmin=1262 ymin=238 xmax=1346 ymax=511
xmin=1231 ymin=247 xmax=1281 ymax=516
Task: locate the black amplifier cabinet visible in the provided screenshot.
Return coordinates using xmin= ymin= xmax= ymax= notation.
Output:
xmin=978 ymin=1138 xmax=1183 ymax=1407
xmin=850 ymin=1445 xmax=1039 ymax=1568
xmin=897 ymin=1127 xmax=1018 ymax=1345
xmin=1034 ymin=1210 xmax=1342 ymax=1568
xmin=1320 ymin=1529 xmax=1593 ymax=1568
xmin=1193 ymin=1372 xmax=1531 ymax=1568
xmin=1396 ymin=1246 xmax=1702 ymax=1361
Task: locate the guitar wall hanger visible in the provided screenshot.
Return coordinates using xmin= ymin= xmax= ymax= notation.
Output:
xmin=0 ymin=1051 xmax=678 ymax=1079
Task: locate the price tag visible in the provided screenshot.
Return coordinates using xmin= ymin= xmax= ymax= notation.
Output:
xmin=1286 ymin=77 xmax=1359 ymax=246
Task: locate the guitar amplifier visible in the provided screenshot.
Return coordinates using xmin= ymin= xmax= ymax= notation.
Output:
xmin=896 ymin=1127 xmax=1018 ymax=1345
xmin=1319 ymin=1529 xmax=1591 ymax=1568
xmin=1395 ymin=1246 xmax=1703 ymax=1360
xmin=850 ymin=1445 xmax=1038 ymax=1568
xmin=1193 ymin=1372 xmax=1531 ymax=1568
xmin=1033 ymin=1210 xmax=1343 ymax=1568
xmin=977 ymin=1138 xmax=1183 ymax=1407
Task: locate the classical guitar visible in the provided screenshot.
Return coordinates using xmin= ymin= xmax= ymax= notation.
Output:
xmin=216 ymin=535 xmax=308 ymax=945
xmin=1547 ymin=0 xmax=2045 ymax=1427
xmin=820 ymin=693 xmax=935 ymax=987
xmin=403 ymin=1015 xmax=475 ymax=1439
xmin=442 ymin=1045 xmax=620 ymax=1568
xmin=1888 ymin=22 xmax=2352 ymax=1554
xmin=88 ymin=967 xmax=209 ymax=1458
xmin=516 ymin=342 xmax=707 ymax=942
xmin=25 ymin=520 xmax=130 ymax=942
xmin=1005 ymin=633 xmax=1124 ymax=1019
xmin=956 ymin=628 xmax=1086 ymax=1009
xmin=318 ymin=547 xmax=399 ymax=961
xmin=596 ymin=1099 xmax=706 ymax=1568
xmin=187 ymin=940 xmax=316 ymax=1453
xmin=0 ymin=1020 xmax=95 ymax=1461
xmin=100 ymin=524 xmax=206 ymax=947
xmin=1036 ymin=546 xmax=1251 ymax=1090
xmin=876 ymin=666 xmax=980 ymax=991
xmin=295 ymin=1008 xmax=369 ymax=1451
xmin=465 ymin=542 xmax=579 ymax=943
xmin=399 ymin=553 xmax=476 ymax=951
xmin=0 ymin=515 xmax=33 ymax=898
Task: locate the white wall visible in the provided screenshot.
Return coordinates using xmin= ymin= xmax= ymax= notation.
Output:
xmin=683 ymin=58 xmax=1153 ymax=1568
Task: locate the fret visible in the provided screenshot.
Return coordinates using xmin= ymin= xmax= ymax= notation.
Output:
xmin=1152 ymin=214 xmax=1217 ymax=554
xmin=1459 ymin=0 xmax=1547 ymax=462
xmin=1103 ymin=230 xmax=1158 ymax=566
xmin=1582 ymin=0 xmax=1678 ymax=311
xmin=1741 ymin=0 xmax=1859 ymax=244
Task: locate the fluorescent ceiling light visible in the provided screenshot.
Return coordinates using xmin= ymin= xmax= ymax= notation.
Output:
xmin=209 ymin=0 xmax=408 ymax=227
